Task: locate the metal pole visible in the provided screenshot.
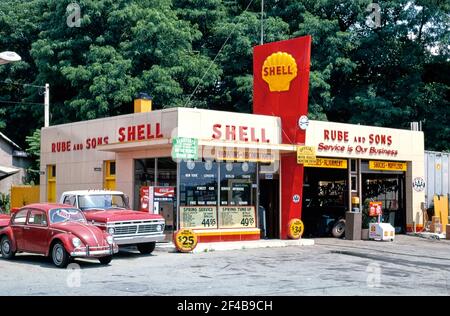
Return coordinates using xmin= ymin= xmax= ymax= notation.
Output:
xmin=44 ymin=83 xmax=50 ymax=127
xmin=260 ymin=0 xmax=264 ymax=45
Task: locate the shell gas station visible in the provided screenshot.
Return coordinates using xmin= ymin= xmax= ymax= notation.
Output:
xmin=39 ymin=36 xmax=426 ymax=244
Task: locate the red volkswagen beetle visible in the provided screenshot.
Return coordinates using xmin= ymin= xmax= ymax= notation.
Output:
xmin=0 ymin=214 xmax=10 ymax=227
xmin=0 ymin=203 xmax=119 ymax=268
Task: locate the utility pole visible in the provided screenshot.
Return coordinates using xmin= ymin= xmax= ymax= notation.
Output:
xmin=260 ymin=0 xmax=264 ymax=45
xmin=44 ymin=83 xmax=50 ymax=127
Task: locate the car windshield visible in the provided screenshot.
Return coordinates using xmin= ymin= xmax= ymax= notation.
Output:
xmin=49 ymin=208 xmax=86 ymax=224
xmin=78 ymin=194 xmax=128 ymax=211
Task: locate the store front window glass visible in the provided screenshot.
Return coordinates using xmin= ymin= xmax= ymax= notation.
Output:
xmin=219 ymin=162 xmax=257 ymax=206
xmin=179 ymin=160 xmax=218 ymax=229
xmin=218 ymin=162 xmax=257 ymax=229
xmin=157 ymin=158 xmax=177 ymax=187
xmin=134 ymin=159 xmax=155 ymax=209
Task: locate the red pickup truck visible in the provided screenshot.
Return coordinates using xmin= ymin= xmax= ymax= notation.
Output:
xmin=60 ymin=190 xmax=165 ymax=254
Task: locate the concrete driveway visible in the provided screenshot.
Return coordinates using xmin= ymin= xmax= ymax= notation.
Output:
xmin=0 ymin=235 xmax=449 ymax=295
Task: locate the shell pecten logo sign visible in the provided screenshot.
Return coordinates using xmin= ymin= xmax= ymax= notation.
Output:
xmin=262 ymin=51 xmax=298 ymax=92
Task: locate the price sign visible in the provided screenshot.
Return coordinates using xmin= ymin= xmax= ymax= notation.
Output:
xmin=174 ymin=229 xmax=198 ymax=253
xmin=179 ymin=206 xmax=217 ymax=229
xmin=287 ymin=218 xmax=304 ymax=239
xmin=218 ymin=206 xmax=256 ymax=228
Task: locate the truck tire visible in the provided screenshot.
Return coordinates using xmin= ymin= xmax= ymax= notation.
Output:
xmin=331 ymin=219 xmax=346 ymax=238
xmin=1 ymin=235 xmax=15 ymax=259
xmin=137 ymin=242 xmax=156 ymax=254
xmin=99 ymin=255 xmax=113 ymax=265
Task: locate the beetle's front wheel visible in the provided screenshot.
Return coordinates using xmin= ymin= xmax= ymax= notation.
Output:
xmin=99 ymin=255 xmax=112 ymax=265
xmin=51 ymin=242 xmax=70 ymax=268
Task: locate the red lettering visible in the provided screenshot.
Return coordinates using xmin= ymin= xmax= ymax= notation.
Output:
xmin=225 ymin=125 xmax=236 ymax=141
xmin=146 ymin=124 xmax=154 ymax=139
xmin=276 ymin=66 xmax=281 ymax=75
xmin=155 ymin=123 xmax=163 ymax=138
xmin=52 ymin=143 xmax=56 ymax=153
xmin=269 ymin=67 xmax=275 ymax=76
xmin=137 ymin=124 xmax=145 ymax=141
xmin=250 ymin=128 xmax=259 ymax=142
xmin=261 ymin=129 xmax=270 ymax=143
xmin=387 ymin=135 xmax=392 ymax=146
xmin=263 ymin=68 xmax=268 ymax=76
xmin=239 ymin=126 xmax=248 ymax=142
xmin=118 ymin=127 xmax=125 ymax=142
xmin=104 ymin=137 xmax=109 ymax=145
xmin=127 ymin=126 xmax=136 ymax=142
xmin=212 ymin=124 xmax=222 ymax=139
xmin=324 ymin=130 xmax=330 ymax=140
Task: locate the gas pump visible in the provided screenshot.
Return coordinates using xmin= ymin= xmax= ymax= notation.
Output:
xmin=140 ymin=186 xmax=175 ymax=234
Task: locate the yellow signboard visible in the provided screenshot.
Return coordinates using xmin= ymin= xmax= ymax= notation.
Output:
xmin=304 ymin=158 xmax=348 ymax=169
xmin=179 ymin=206 xmax=217 ymax=229
xmin=174 ymin=229 xmax=198 ymax=253
xmin=297 ymin=146 xmax=316 ymax=164
xmin=287 ymin=218 xmax=304 ymax=239
xmin=218 ymin=206 xmax=256 ymax=228
xmin=369 ymin=161 xmax=407 ymax=172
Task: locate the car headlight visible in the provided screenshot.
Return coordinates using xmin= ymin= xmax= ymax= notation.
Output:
xmin=156 ymin=224 xmax=164 ymax=232
xmin=106 ymin=236 xmax=114 ymax=245
xmin=107 ymin=227 xmax=115 ymax=235
xmin=72 ymin=237 xmax=82 ymax=248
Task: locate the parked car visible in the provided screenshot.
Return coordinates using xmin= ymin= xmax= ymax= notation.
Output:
xmin=0 ymin=203 xmax=118 ymax=268
xmin=60 ymin=190 xmax=165 ymax=254
xmin=0 ymin=214 xmax=10 ymax=227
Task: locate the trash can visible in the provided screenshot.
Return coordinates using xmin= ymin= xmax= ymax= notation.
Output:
xmin=345 ymin=211 xmax=362 ymax=240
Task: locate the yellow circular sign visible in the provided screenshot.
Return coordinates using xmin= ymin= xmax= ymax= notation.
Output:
xmin=287 ymin=218 xmax=304 ymax=239
xmin=174 ymin=229 xmax=198 ymax=253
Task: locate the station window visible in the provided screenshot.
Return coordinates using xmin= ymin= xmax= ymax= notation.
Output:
xmin=178 ymin=160 xmax=257 ymax=230
xmin=157 ymin=158 xmax=177 ymax=187
xmin=219 ymin=162 xmax=257 ymax=206
xmin=179 ymin=160 xmax=218 ymax=207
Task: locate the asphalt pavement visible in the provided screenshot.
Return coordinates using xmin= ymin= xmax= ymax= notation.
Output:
xmin=0 ymin=235 xmax=449 ymax=295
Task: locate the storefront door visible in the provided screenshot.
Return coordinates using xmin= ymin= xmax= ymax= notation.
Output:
xmin=259 ymin=178 xmax=279 ymax=239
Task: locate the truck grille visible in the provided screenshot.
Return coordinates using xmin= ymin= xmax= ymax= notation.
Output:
xmin=138 ymin=224 xmax=158 ymax=234
xmin=109 ymin=220 xmax=163 ymax=236
xmin=115 ymin=226 xmax=138 ymax=235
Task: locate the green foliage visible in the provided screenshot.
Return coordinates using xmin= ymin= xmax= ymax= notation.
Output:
xmin=25 ymin=129 xmax=41 ymax=184
xmin=0 ymin=193 xmax=10 ymax=214
xmin=0 ymin=0 xmax=448 ymax=157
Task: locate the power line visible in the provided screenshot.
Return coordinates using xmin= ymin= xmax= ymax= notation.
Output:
xmin=184 ymin=0 xmax=256 ymax=107
xmin=0 ymin=100 xmax=44 ymax=106
xmin=0 ymin=80 xmax=45 ymax=89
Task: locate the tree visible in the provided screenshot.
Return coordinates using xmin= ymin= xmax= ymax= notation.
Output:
xmin=0 ymin=0 xmax=448 ymax=152
xmin=25 ymin=129 xmax=41 ymax=185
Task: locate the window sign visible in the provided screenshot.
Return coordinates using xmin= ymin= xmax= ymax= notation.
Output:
xmin=218 ymin=206 xmax=256 ymax=228
xmin=172 ymin=137 xmax=198 ymax=160
xmin=179 ymin=160 xmax=218 ymax=207
xmin=179 ymin=206 xmax=217 ymax=229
